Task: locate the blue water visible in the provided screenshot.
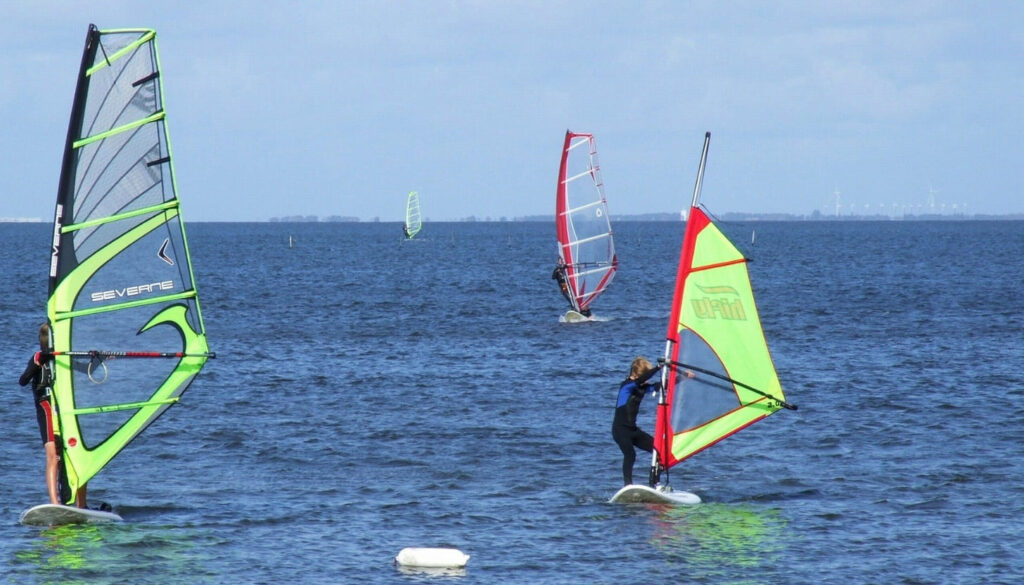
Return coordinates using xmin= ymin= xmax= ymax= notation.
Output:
xmin=2 ymin=220 xmax=1022 ymax=584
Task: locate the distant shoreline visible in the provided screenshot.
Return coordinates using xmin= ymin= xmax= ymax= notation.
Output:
xmin=266 ymin=212 xmax=1024 ymax=223
xmin=6 ymin=213 xmax=1022 ymax=224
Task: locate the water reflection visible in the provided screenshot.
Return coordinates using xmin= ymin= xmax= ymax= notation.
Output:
xmin=394 ymin=564 xmax=468 ymax=579
xmin=646 ymin=502 xmax=788 ymax=582
xmin=13 ymin=524 xmax=106 ymax=585
xmin=10 ymin=522 xmax=217 ymax=585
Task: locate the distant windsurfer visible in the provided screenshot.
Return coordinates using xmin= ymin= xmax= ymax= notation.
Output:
xmin=18 ymin=323 xmax=89 ymax=508
xmin=403 ymin=224 xmax=411 ymax=239
xmin=553 ymin=258 xmax=593 ymax=317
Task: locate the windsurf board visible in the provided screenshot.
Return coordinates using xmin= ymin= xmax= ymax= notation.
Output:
xmin=563 ymin=310 xmax=592 ymax=323
xmin=609 ymin=484 xmax=701 ymax=505
xmin=19 ymin=503 xmax=122 ymax=526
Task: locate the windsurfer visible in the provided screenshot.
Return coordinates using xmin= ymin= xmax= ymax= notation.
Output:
xmin=18 ymin=323 xmax=89 ymax=508
xmin=18 ymin=323 xmax=60 ymax=505
xmin=612 ymin=357 xmax=661 ymax=486
xmin=403 ymin=224 xmax=411 ymax=238
xmin=612 ymin=357 xmax=692 ymax=486
xmin=552 ymin=257 xmax=574 ymax=309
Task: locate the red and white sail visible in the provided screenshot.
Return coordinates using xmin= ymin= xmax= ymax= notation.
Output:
xmin=555 ymin=130 xmax=617 ymax=313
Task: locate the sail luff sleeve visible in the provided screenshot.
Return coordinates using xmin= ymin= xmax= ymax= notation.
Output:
xmin=50 ymin=25 xmax=101 ymax=292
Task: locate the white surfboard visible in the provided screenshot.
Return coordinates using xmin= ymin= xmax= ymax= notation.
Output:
xmin=562 ymin=310 xmax=592 ymax=323
xmin=19 ymin=503 xmax=122 ymax=527
xmin=609 ymin=484 xmax=701 ymax=505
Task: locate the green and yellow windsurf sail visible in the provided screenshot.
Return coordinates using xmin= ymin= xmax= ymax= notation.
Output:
xmin=405 ymin=191 xmax=422 ymax=239
xmin=653 ymin=132 xmax=795 ymax=483
xmin=45 ymin=25 xmax=213 ymax=504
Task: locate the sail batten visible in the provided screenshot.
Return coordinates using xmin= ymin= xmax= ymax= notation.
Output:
xmin=45 ymin=24 xmax=210 ymax=504
xmin=56 ymin=290 xmax=198 ymax=320
xmin=63 ymin=200 xmax=177 ymax=232
xmin=564 ymin=168 xmax=601 ymax=184
xmin=560 ymin=199 xmax=605 ymax=215
xmin=562 ymin=231 xmax=611 ymax=247
xmin=554 ymin=130 xmax=617 ymax=313
xmin=71 ymin=398 xmax=179 ymax=416
xmin=74 ymin=111 xmax=166 ymax=149
xmin=85 ymin=30 xmax=155 ymax=76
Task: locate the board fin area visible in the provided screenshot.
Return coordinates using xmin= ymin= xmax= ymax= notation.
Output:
xmin=609 ymin=484 xmax=701 ymax=505
xmin=19 ymin=503 xmax=122 ymax=526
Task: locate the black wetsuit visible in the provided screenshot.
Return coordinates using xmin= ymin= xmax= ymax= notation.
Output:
xmin=19 ymin=354 xmax=54 ymax=444
xmin=611 ymin=366 xmax=661 ymax=485
xmin=552 ymin=265 xmax=573 ymax=309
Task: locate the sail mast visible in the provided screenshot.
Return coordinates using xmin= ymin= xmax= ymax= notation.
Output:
xmin=654 ymin=132 xmax=712 ymax=482
xmin=689 ymin=131 xmax=711 ymax=210
xmin=50 ymin=25 xmax=99 ymax=295
xmin=554 ymin=131 xmax=578 ymax=312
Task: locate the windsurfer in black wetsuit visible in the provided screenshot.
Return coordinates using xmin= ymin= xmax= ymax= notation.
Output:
xmin=18 ymin=323 xmax=90 ymax=508
xmin=18 ymin=323 xmax=61 ymax=505
xmin=403 ymin=224 xmax=411 ymax=238
xmin=612 ymin=357 xmax=695 ymax=486
xmin=552 ymin=257 xmax=575 ymax=310
xmin=612 ymin=357 xmax=661 ymax=486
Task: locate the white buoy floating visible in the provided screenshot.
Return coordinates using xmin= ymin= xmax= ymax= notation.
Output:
xmin=394 ymin=547 xmax=470 ymax=569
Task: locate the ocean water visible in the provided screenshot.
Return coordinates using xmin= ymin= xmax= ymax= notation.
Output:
xmin=1 ymin=219 xmax=1022 ymax=584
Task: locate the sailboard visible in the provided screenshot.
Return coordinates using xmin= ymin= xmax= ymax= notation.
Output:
xmin=562 ymin=310 xmax=590 ymax=323
xmin=555 ymin=130 xmax=617 ymax=319
xmin=20 ymin=503 xmax=122 ymax=526
xmin=404 ymin=191 xmax=422 ymax=239
xmin=610 ymin=484 xmax=702 ymax=505
xmin=21 ymin=24 xmax=213 ymax=525
xmin=611 ymin=132 xmax=795 ymax=505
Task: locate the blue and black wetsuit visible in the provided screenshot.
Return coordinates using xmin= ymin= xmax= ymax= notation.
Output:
xmin=611 ymin=366 xmax=660 ymax=485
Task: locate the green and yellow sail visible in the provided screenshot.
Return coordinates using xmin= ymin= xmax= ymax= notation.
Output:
xmin=654 ymin=133 xmax=793 ymax=478
xmin=405 ymin=191 xmax=422 ymax=239
xmin=45 ymin=25 xmax=212 ymax=503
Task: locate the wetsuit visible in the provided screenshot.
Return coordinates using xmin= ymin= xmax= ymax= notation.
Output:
xmin=19 ymin=354 xmax=55 ymax=445
xmin=552 ymin=265 xmax=573 ymax=309
xmin=611 ymin=366 xmax=661 ymax=485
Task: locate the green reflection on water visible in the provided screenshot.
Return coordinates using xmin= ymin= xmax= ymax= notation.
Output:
xmin=647 ymin=502 xmax=789 ymax=584
xmin=11 ymin=521 xmax=218 ymax=585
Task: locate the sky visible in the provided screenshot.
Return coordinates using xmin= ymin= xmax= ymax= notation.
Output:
xmin=0 ymin=1 xmax=1021 ymax=222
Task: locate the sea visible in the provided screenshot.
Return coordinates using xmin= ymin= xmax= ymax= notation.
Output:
xmin=1 ymin=219 xmax=1022 ymax=584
